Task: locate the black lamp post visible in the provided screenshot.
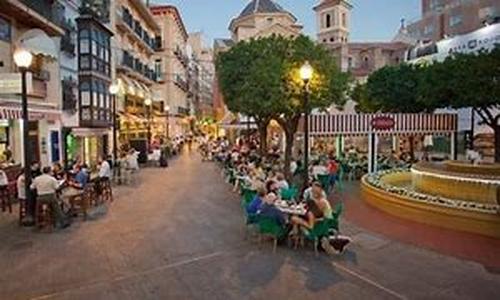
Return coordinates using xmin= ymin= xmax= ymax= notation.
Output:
xmin=145 ymin=98 xmax=152 ymax=149
xmin=300 ymin=61 xmax=313 ymax=188
xmin=14 ymin=48 xmax=33 ymax=222
xmin=109 ymin=83 xmax=119 ymax=165
xmin=165 ymin=105 xmax=170 ymax=140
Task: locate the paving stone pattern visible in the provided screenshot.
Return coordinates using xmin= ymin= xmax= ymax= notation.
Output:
xmin=0 ymin=151 xmax=499 ymax=300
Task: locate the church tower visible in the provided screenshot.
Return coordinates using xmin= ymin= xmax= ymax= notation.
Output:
xmin=314 ymin=0 xmax=352 ymax=44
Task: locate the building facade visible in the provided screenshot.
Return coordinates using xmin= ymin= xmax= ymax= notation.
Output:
xmin=150 ymin=5 xmax=190 ymax=138
xmin=112 ymin=0 xmax=164 ymax=151
xmin=0 ymin=0 xmax=67 ymax=167
xmin=315 ymin=0 xmax=411 ymax=82
xmin=214 ymin=0 xmax=303 ymax=122
xmin=408 ymin=0 xmax=500 ymax=42
xmin=188 ymin=32 xmax=215 ymax=119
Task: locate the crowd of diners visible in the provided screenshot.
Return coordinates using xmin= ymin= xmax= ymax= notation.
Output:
xmin=0 ymin=152 xmax=132 ymax=229
xmin=201 ymin=135 xmax=351 ymax=254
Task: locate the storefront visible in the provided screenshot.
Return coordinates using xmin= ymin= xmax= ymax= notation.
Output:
xmin=0 ymin=105 xmax=62 ymax=166
xmin=307 ymin=113 xmax=458 ymax=173
xmin=63 ymin=127 xmax=110 ymax=168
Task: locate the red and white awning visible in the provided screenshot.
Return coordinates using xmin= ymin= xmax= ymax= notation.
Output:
xmin=0 ymin=106 xmax=60 ymax=121
xmin=307 ymin=113 xmax=458 ymax=136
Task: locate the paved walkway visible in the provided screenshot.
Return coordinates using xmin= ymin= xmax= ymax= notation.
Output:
xmin=0 ymin=151 xmax=499 ymax=300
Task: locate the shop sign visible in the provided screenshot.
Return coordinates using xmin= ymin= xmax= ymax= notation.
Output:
xmin=371 ymin=116 xmax=395 ymax=130
xmin=0 ymin=73 xmax=34 ymax=95
xmin=0 ymin=73 xmax=21 ymax=94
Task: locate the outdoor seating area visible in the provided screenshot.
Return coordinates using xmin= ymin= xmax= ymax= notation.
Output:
xmin=203 ymin=136 xmax=351 ymax=255
xmin=0 ymin=158 xmax=118 ymax=231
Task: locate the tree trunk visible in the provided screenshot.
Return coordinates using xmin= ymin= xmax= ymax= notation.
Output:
xmin=408 ymin=135 xmax=415 ymax=161
xmin=257 ymin=122 xmax=268 ymax=156
xmin=494 ymin=124 xmax=500 ymax=163
xmin=283 ymin=128 xmax=295 ymax=181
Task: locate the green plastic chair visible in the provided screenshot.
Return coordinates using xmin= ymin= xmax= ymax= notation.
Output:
xmin=257 ymin=216 xmax=287 ymax=253
xmin=316 ymin=174 xmax=331 ymax=194
xmin=241 ymin=188 xmax=257 ymax=208
xmin=303 ymin=218 xmax=335 ymax=255
xmin=330 ymin=202 xmax=344 ymax=233
xmin=280 ymin=187 xmax=299 ymax=202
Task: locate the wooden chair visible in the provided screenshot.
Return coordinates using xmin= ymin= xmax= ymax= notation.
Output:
xmin=18 ymin=198 xmax=27 ymax=226
xmin=101 ymin=179 xmax=113 ymax=203
xmin=68 ymin=188 xmax=89 ymax=220
xmin=0 ymin=186 xmax=12 ymax=213
xmin=35 ymin=196 xmax=54 ymax=232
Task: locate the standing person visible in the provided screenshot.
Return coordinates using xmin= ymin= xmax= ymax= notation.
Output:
xmin=31 ymin=162 xmax=42 ymax=178
xmin=3 ymin=146 xmax=13 ymax=163
xmin=17 ymin=172 xmax=34 ymax=226
xmin=98 ymin=157 xmax=112 ymax=181
xmin=31 ymin=167 xmax=70 ymax=228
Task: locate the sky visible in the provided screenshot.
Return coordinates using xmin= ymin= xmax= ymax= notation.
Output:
xmin=149 ymin=0 xmax=421 ymax=45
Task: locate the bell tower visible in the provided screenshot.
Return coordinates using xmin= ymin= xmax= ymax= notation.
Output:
xmin=314 ymin=0 xmax=352 ymax=45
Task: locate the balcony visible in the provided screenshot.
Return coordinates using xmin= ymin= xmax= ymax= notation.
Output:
xmin=117 ymin=50 xmax=156 ymax=86
xmin=61 ymin=34 xmax=76 ymax=56
xmin=79 ymin=0 xmax=110 ymax=23
xmin=0 ymin=0 xmax=65 ymax=35
xmin=62 ymin=78 xmax=77 ymax=111
xmin=174 ymin=46 xmax=189 ymax=67
xmin=116 ymin=7 xmax=156 ymax=55
xmin=174 ymin=75 xmax=189 ymax=92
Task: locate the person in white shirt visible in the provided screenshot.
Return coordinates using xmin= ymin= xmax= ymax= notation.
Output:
xmin=0 ymin=169 xmax=8 ymax=187
xmin=311 ymin=160 xmax=328 ymax=178
xmin=31 ymin=167 xmax=70 ymax=228
xmin=98 ymin=157 xmax=112 ymax=179
xmin=275 ymin=173 xmax=289 ymax=192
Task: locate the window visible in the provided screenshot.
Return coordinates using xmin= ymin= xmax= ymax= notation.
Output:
xmin=449 ymin=14 xmax=462 ymax=27
xmin=424 ymin=24 xmax=434 ymax=35
xmin=348 ymin=57 xmax=353 ymax=69
xmin=0 ymin=16 xmax=11 ymax=42
xmin=80 ymin=56 xmax=90 ymax=70
xmin=80 ymin=80 xmax=90 ymax=106
xmin=326 ymin=14 xmax=331 ymax=28
xmin=342 ymin=13 xmax=347 ymax=27
xmin=330 ymin=37 xmax=334 ymax=42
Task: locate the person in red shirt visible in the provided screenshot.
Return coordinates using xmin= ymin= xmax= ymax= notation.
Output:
xmin=327 ymin=156 xmax=339 ymax=188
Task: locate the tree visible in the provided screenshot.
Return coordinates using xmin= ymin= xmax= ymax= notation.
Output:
xmin=217 ymin=35 xmax=349 ymax=172
xmin=274 ymin=35 xmax=349 ymax=180
xmin=354 ymin=64 xmax=440 ymax=159
xmin=216 ymin=37 xmax=285 ymax=154
xmin=423 ymin=48 xmax=500 ymax=161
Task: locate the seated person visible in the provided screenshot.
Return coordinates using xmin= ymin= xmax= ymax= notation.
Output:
xmin=258 ymin=192 xmax=286 ymax=226
xmin=292 ymin=182 xmax=332 ymax=230
xmin=72 ymin=165 xmax=89 ymax=189
xmin=246 ymin=184 xmax=267 ymax=215
xmin=31 ymin=167 xmax=70 ymax=228
xmin=303 ymin=181 xmax=327 ymax=202
xmin=265 ymin=179 xmax=279 ymax=195
xmin=311 ymin=160 xmax=328 ymax=178
xmin=275 ymin=172 xmax=289 ymax=192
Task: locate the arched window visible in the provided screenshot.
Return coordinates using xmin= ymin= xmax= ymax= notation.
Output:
xmin=326 ymin=14 xmax=331 ymax=28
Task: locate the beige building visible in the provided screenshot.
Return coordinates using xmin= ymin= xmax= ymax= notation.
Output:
xmin=214 ymin=0 xmax=303 ymax=121
xmin=188 ymin=32 xmax=215 ymax=119
xmin=0 ymin=0 xmax=66 ymax=166
xmin=150 ymin=5 xmax=190 ymax=138
xmin=408 ymin=0 xmax=500 ymax=42
xmin=229 ymin=0 xmax=303 ymax=42
xmin=315 ymin=0 xmax=412 ymax=82
xmin=112 ymin=0 xmax=164 ymax=146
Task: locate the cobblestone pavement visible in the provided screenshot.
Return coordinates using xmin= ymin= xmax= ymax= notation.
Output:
xmin=0 ymin=151 xmax=499 ymax=300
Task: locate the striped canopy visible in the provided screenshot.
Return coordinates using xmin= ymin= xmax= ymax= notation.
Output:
xmin=307 ymin=113 xmax=458 ymax=136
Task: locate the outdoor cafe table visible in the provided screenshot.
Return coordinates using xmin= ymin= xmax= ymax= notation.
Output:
xmin=275 ymin=200 xmax=307 ymax=216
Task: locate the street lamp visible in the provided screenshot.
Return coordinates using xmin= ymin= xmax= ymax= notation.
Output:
xmin=14 ymin=48 xmax=34 ymax=224
xmin=144 ymin=98 xmax=152 ymax=149
xmin=300 ymin=61 xmax=313 ymax=188
xmin=109 ymin=83 xmax=119 ymax=166
xmin=165 ymin=105 xmax=170 ymax=140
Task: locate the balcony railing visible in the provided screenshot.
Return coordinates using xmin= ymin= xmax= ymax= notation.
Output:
xmin=119 ymin=50 xmax=158 ymax=83
xmin=21 ymin=0 xmax=65 ymax=28
xmin=62 ymin=78 xmax=77 ymax=111
xmin=79 ymin=0 xmax=110 ymax=23
xmin=61 ymin=34 xmax=76 ymax=56
xmin=120 ymin=7 xmax=156 ymax=51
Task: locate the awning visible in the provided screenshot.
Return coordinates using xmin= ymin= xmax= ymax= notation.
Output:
xmin=0 ymin=106 xmax=60 ymax=121
xmin=71 ymin=127 xmax=110 ymax=137
xmin=307 ymin=113 xmax=458 ymax=137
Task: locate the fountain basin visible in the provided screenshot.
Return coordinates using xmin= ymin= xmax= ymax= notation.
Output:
xmin=361 ymin=169 xmax=500 ymax=238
